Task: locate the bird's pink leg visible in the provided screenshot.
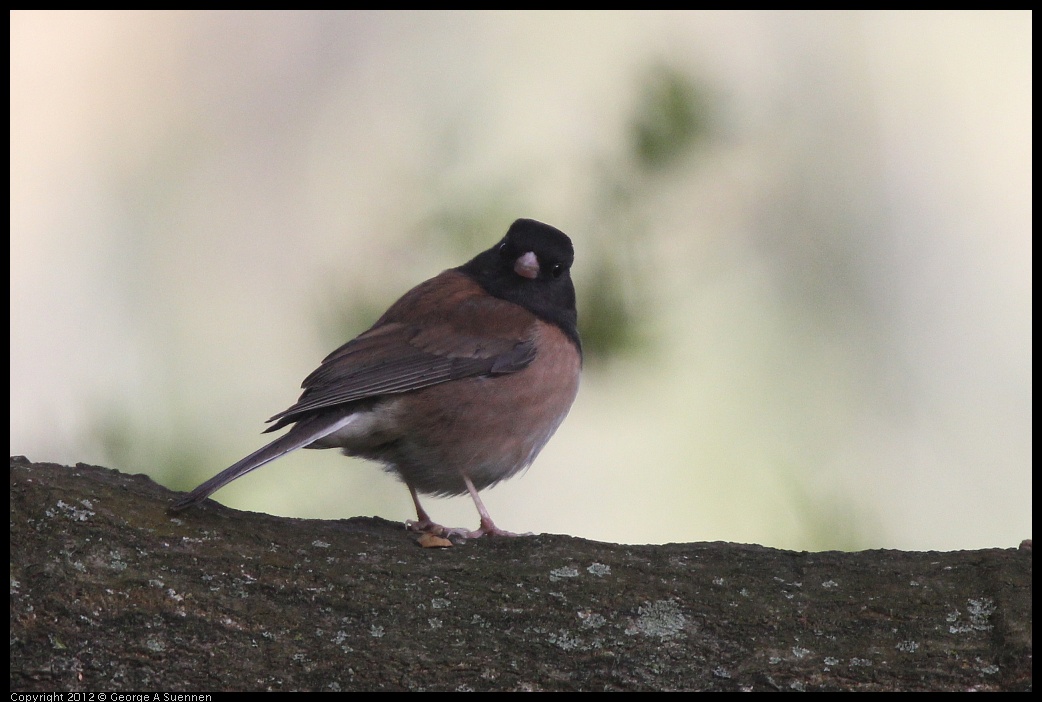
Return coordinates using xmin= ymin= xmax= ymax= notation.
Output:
xmin=405 ymin=484 xmax=440 ymax=533
xmin=404 ymin=478 xmax=533 ymax=539
xmin=456 ymin=475 xmax=532 ymax=538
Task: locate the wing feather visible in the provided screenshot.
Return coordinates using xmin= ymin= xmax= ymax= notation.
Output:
xmin=265 ymin=271 xmax=538 ymax=431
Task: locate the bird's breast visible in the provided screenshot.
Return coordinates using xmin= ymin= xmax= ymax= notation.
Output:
xmin=361 ymin=321 xmax=580 ymax=496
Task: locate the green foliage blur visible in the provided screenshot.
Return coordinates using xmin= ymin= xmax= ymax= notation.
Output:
xmin=319 ymin=63 xmax=713 ymax=367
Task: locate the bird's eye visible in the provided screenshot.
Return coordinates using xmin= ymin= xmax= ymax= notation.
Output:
xmin=498 ymin=242 xmax=510 ymax=257
xmin=550 ymin=264 xmax=564 ymax=278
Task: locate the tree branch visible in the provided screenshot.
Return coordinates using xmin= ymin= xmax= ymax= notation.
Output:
xmin=10 ymin=456 xmax=1031 ymax=691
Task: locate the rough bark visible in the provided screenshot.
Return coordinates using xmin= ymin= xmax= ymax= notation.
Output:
xmin=9 ymin=456 xmax=1031 ymax=692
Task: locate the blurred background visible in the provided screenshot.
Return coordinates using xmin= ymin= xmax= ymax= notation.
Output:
xmin=10 ymin=11 xmax=1031 ymax=551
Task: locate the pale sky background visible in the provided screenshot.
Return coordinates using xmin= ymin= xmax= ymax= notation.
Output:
xmin=10 ymin=11 xmax=1031 ymax=551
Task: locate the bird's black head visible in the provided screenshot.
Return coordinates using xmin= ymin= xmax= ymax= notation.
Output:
xmin=458 ymin=219 xmax=579 ymax=348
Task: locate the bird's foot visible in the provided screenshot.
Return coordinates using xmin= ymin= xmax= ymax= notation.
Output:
xmin=406 ymin=517 xmax=532 ymax=540
xmin=407 ymin=479 xmax=533 ymax=540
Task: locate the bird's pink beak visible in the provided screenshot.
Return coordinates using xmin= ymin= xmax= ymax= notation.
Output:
xmin=514 ymin=251 xmax=539 ymax=279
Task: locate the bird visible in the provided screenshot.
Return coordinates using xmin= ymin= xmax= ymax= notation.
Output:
xmin=169 ymin=218 xmax=581 ymax=539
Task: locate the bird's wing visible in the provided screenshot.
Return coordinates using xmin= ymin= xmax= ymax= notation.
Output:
xmin=264 ymin=271 xmax=537 ymax=430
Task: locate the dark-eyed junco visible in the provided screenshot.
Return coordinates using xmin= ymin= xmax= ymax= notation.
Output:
xmin=169 ymin=219 xmax=581 ymax=539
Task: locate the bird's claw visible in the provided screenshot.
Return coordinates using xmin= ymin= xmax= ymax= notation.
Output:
xmin=406 ymin=519 xmax=533 ymax=540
